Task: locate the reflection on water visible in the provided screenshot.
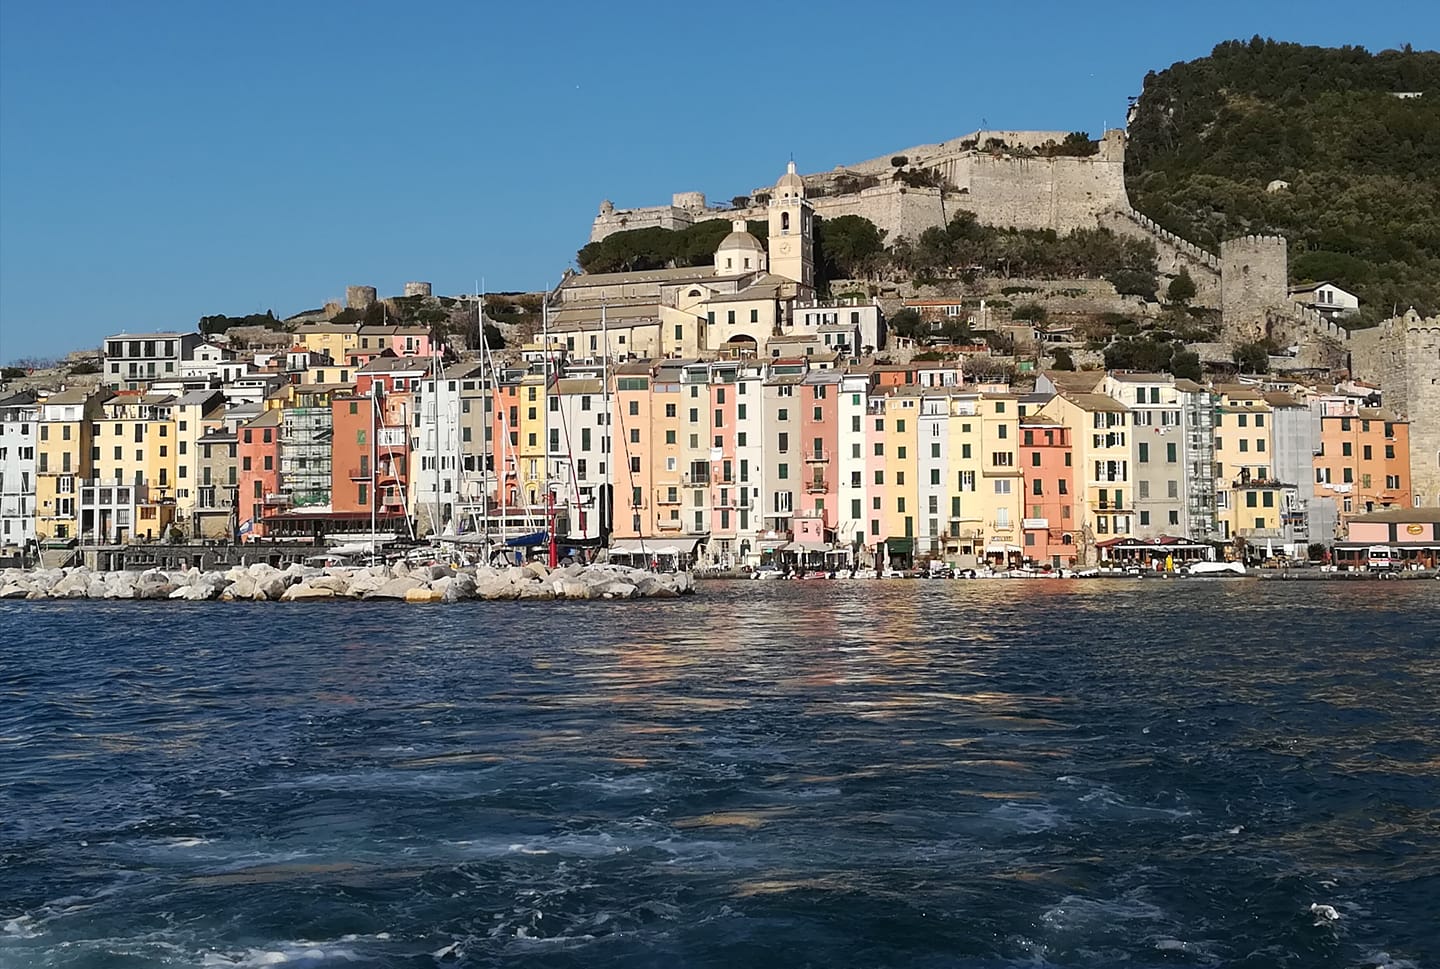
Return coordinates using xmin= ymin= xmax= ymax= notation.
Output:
xmin=1 ymin=580 xmax=1437 ymax=968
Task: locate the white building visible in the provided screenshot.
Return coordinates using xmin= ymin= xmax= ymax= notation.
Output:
xmin=412 ymin=364 xmax=471 ymax=536
xmin=1288 ymin=281 xmax=1360 ymax=320
xmin=103 ymin=332 xmax=203 ymax=389
xmin=551 ymin=375 xmax=611 ymax=542
xmin=734 ymin=362 xmax=768 ymax=564
xmin=0 ymin=391 xmax=39 ymax=550
xmin=836 ymin=372 xmax=870 ymax=552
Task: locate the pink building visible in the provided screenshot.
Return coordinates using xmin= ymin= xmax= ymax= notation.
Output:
xmin=1020 ymin=415 xmax=1076 ymax=567
xmin=707 ymin=361 xmax=741 ymax=550
xmin=800 ymin=370 xmax=841 ymax=532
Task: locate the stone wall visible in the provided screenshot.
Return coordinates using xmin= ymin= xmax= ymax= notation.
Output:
xmin=1375 ymin=310 xmax=1440 ymax=506
xmin=590 ymin=130 xmax=1130 ymax=244
xmin=1099 ymin=207 xmax=1222 ymax=307
xmin=1220 ymin=236 xmax=1289 ymax=344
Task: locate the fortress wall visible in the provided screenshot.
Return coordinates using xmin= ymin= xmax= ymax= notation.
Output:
xmin=589 ymin=205 xmax=699 ymax=243
xmin=1099 ymin=209 xmax=1221 ymax=307
xmin=1374 ymin=312 xmax=1440 ymax=504
xmin=591 ymin=132 xmax=1130 ymax=244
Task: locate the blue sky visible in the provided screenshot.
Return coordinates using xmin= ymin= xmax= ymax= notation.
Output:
xmin=0 ymin=0 xmax=1431 ymax=362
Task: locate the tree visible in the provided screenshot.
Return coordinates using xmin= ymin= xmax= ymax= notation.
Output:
xmin=1170 ymin=348 xmax=1202 ymax=381
xmin=1012 ymin=302 xmax=1048 ymax=323
xmin=815 ymin=215 xmax=886 ymax=281
xmin=1051 ymin=347 xmax=1076 ymax=370
xmin=1166 ymin=268 xmax=1197 ymax=306
xmin=887 ymin=308 xmax=923 ymax=341
xmin=1232 ymin=341 xmax=1271 ymax=373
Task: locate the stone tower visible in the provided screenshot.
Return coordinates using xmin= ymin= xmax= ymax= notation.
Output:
xmin=767 ymin=161 xmax=814 ymax=291
xmin=1378 ymin=309 xmax=1440 ymax=508
xmin=1220 ymin=235 xmax=1288 ymax=344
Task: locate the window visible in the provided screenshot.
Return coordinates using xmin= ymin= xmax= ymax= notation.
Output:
xmin=778 ymin=463 xmax=788 ymax=480
xmin=1167 ymin=442 xmax=1177 ymax=463
xmin=1138 ymin=443 xmax=1149 ymax=463
xmin=1032 ymin=479 xmax=1043 ymax=496
xmin=994 ymin=479 xmax=1011 ymax=495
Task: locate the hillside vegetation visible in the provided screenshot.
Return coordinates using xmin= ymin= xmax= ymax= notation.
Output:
xmin=1127 ymin=38 xmax=1440 ymax=320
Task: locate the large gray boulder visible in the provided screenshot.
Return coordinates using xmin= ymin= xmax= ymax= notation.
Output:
xmin=441 ymin=573 xmax=477 ymax=603
xmin=281 ymin=582 xmax=337 ymax=601
xmin=254 ymin=574 xmax=290 ymax=601
xmin=222 ymin=574 xmax=257 ymax=601
xmin=308 ymin=574 xmax=351 ymax=595
xmin=367 ymin=576 xmax=424 ymax=600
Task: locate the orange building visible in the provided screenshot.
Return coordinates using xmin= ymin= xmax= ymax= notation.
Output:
xmin=1314 ymin=402 xmax=1411 ymax=526
xmin=331 ymin=392 xmax=410 ymax=517
xmin=237 ymin=411 xmax=282 ymax=540
xmin=1020 ymin=414 xmax=1076 ymax=566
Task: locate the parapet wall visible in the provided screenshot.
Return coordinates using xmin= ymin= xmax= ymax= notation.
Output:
xmin=1374 ymin=311 xmax=1440 ymax=504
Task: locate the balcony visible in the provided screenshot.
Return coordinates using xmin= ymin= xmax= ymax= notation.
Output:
xmin=804 ymin=449 xmax=830 ymax=463
xmin=681 ymin=472 xmax=710 ymax=486
xmin=1232 ymin=477 xmax=1284 ymax=489
xmin=805 ymin=479 xmax=829 ymax=494
xmin=656 ymin=491 xmax=682 ymax=505
xmin=656 ymin=518 xmax=683 ymax=531
xmin=264 ymin=493 xmax=291 ymax=506
xmin=1022 ymin=517 xmax=1050 ymax=530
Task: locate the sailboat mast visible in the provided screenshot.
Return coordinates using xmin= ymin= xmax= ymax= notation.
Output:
xmin=542 ymin=295 xmax=556 ymax=566
xmin=601 ymin=300 xmax=610 ymax=543
xmin=369 ymin=379 xmax=377 ymax=562
xmin=431 ymin=344 xmax=441 ymax=538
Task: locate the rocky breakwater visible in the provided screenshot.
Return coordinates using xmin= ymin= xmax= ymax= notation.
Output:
xmin=0 ymin=561 xmax=695 ymax=604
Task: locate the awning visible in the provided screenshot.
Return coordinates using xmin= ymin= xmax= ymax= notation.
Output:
xmin=783 ymin=541 xmax=830 ymax=553
xmin=608 ymin=539 xmax=654 ymax=554
xmin=985 ymin=542 xmax=1022 ymax=554
xmin=881 ymin=537 xmax=914 ymax=551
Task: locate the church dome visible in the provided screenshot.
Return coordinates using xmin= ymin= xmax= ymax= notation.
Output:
xmin=714 ymin=218 xmax=767 ymax=274
xmin=717 ymin=219 xmax=765 ymax=254
xmin=774 ymin=160 xmax=805 ymax=199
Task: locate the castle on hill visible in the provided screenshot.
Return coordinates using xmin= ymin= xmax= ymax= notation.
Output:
xmin=554 ymin=162 xmax=885 ymax=361
xmin=591 ymin=129 xmax=1131 ymax=244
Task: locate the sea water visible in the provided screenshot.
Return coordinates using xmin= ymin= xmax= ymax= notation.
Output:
xmin=1 ymin=579 xmax=1437 ymax=968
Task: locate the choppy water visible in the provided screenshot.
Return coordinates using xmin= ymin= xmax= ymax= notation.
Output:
xmin=1 ymin=579 xmax=1437 ymax=968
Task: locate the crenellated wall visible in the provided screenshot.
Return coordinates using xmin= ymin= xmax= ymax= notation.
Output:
xmin=1220 ymin=235 xmax=1289 ymax=344
xmin=1374 ymin=310 xmax=1440 ymax=506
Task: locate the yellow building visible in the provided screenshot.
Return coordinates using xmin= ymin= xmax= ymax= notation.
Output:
xmin=172 ymin=390 xmax=226 ymax=535
xmin=943 ymin=393 xmax=987 ymax=561
xmin=877 ymin=388 xmax=921 ymax=563
xmin=294 ymin=322 xmax=360 ymax=366
xmin=977 ymin=393 xmax=1024 ymax=562
xmin=516 ymin=371 xmax=549 ymax=504
xmin=35 ymin=388 xmax=107 ymax=546
xmin=1037 ymin=392 xmax=1134 ymax=562
xmin=85 ymin=393 xmax=180 ymax=542
xmin=1212 ymin=386 xmax=1281 ymax=542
